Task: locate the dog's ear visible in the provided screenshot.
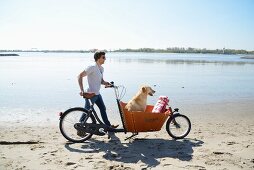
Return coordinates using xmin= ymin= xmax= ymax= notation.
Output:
xmin=142 ymin=87 xmax=146 ymax=93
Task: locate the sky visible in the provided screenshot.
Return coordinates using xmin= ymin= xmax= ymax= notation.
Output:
xmin=0 ymin=0 xmax=254 ymax=51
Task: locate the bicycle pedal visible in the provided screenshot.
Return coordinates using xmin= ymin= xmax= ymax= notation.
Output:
xmin=99 ymin=128 xmax=106 ymax=135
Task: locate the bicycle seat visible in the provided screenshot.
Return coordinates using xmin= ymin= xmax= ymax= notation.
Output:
xmin=83 ymin=92 xmax=96 ymax=99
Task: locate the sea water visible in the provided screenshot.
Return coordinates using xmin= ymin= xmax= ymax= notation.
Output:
xmin=1 ymin=52 xmax=254 ymax=124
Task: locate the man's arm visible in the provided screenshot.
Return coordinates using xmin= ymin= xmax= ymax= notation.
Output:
xmin=101 ymin=78 xmax=110 ymax=86
xmin=78 ymin=71 xmax=87 ymax=96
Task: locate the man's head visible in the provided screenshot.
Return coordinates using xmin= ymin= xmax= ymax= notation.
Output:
xmin=94 ymin=51 xmax=105 ymax=61
xmin=94 ymin=51 xmax=106 ymax=65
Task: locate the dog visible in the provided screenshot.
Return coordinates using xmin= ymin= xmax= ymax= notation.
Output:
xmin=125 ymin=85 xmax=156 ymax=112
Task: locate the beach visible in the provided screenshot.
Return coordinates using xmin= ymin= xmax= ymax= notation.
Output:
xmin=1 ymin=100 xmax=254 ymax=170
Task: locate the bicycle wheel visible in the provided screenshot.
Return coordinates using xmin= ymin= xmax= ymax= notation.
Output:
xmin=59 ymin=107 xmax=96 ymax=143
xmin=166 ymin=114 xmax=191 ymax=139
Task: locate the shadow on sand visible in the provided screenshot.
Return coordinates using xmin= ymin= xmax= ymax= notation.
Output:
xmin=65 ymin=133 xmax=203 ymax=168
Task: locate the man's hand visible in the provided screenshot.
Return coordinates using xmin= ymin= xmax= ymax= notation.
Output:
xmin=104 ymin=81 xmax=111 ymax=86
xmin=80 ymin=91 xmax=96 ymax=98
xmin=105 ymin=81 xmax=114 ymax=88
xmin=79 ymin=91 xmax=85 ymax=96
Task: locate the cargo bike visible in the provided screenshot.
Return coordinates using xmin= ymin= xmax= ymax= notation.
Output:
xmin=59 ymin=82 xmax=191 ymax=143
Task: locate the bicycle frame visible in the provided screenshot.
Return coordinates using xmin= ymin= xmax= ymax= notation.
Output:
xmin=84 ymin=85 xmax=127 ymax=133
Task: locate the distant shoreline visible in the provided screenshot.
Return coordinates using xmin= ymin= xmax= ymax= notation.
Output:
xmin=1 ymin=47 xmax=254 ymax=55
xmin=0 ymin=53 xmax=19 ymax=56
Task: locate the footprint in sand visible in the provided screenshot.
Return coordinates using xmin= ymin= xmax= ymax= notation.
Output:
xmin=45 ymin=158 xmax=52 ymax=163
xmin=65 ymin=162 xmax=76 ymax=166
xmin=213 ymin=151 xmax=233 ymax=155
xmin=109 ymin=165 xmax=133 ymax=170
xmin=93 ymin=161 xmax=106 ymax=169
xmin=185 ymin=165 xmax=206 ymax=170
xmin=163 ymin=163 xmax=172 ymax=167
xmin=50 ymin=150 xmax=58 ymax=153
xmin=56 ymin=160 xmax=63 ymax=164
xmin=30 ymin=145 xmax=45 ymax=151
xmin=226 ymin=141 xmax=237 ymax=145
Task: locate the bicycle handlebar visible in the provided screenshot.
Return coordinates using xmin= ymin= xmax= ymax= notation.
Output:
xmin=105 ymin=81 xmax=115 ymax=88
xmin=104 ymin=81 xmax=126 ymax=100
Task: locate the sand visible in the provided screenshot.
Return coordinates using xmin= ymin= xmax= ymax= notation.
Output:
xmin=0 ymin=100 xmax=254 ymax=170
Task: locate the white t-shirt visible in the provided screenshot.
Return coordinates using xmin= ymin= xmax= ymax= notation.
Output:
xmin=84 ymin=63 xmax=104 ymax=95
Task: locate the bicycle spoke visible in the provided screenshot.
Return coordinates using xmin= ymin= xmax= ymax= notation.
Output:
xmin=62 ymin=119 xmax=78 ymax=125
xmin=59 ymin=108 xmax=95 ymax=142
xmin=166 ymin=114 xmax=191 ymax=139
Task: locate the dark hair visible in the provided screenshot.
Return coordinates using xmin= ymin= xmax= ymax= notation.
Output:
xmin=94 ymin=51 xmax=105 ymax=61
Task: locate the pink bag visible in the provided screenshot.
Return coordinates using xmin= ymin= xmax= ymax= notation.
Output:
xmin=152 ymin=96 xmax=169 ymax=113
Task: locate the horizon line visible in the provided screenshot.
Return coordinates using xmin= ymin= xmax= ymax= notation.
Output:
xmin=1 ymin=47 xmax=254 ymax=52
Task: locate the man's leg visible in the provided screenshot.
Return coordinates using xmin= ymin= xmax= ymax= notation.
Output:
xmin=80 ymin=95 xmax=98 ymax=122
xmin=95 ymin=94 xmax=111 ymax=126
xmin=78 ymin=95 xmax=99 ymax=137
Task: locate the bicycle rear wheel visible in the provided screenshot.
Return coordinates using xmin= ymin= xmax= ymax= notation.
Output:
xmin=166 ymin=114 xmax=191 ymax=139
xmin=59 ymin=107 xmax=96 ymax=143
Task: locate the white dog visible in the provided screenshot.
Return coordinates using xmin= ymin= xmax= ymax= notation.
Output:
xmin=125 ymin=86 xmax=156 ymax=112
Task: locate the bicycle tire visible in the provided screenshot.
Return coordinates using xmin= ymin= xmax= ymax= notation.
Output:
xmin=166 ymin=114 xmax=191 ymax=139
xmin=59 ymin=107 xmax=96 ymax=143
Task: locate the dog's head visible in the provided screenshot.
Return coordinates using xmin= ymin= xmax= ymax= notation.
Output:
xmin=141 ymin=86 xmax=156 ymax=96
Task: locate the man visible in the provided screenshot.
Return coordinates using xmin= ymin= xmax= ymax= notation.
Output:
xmin=78 ymin=51 xmax=118 ymax=129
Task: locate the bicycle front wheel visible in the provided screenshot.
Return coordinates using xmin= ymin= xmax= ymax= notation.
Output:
xmin=166 ymin=114 xmax=191 ymax=139
xmin=59 ymin=107 xmax=96 ymax=143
